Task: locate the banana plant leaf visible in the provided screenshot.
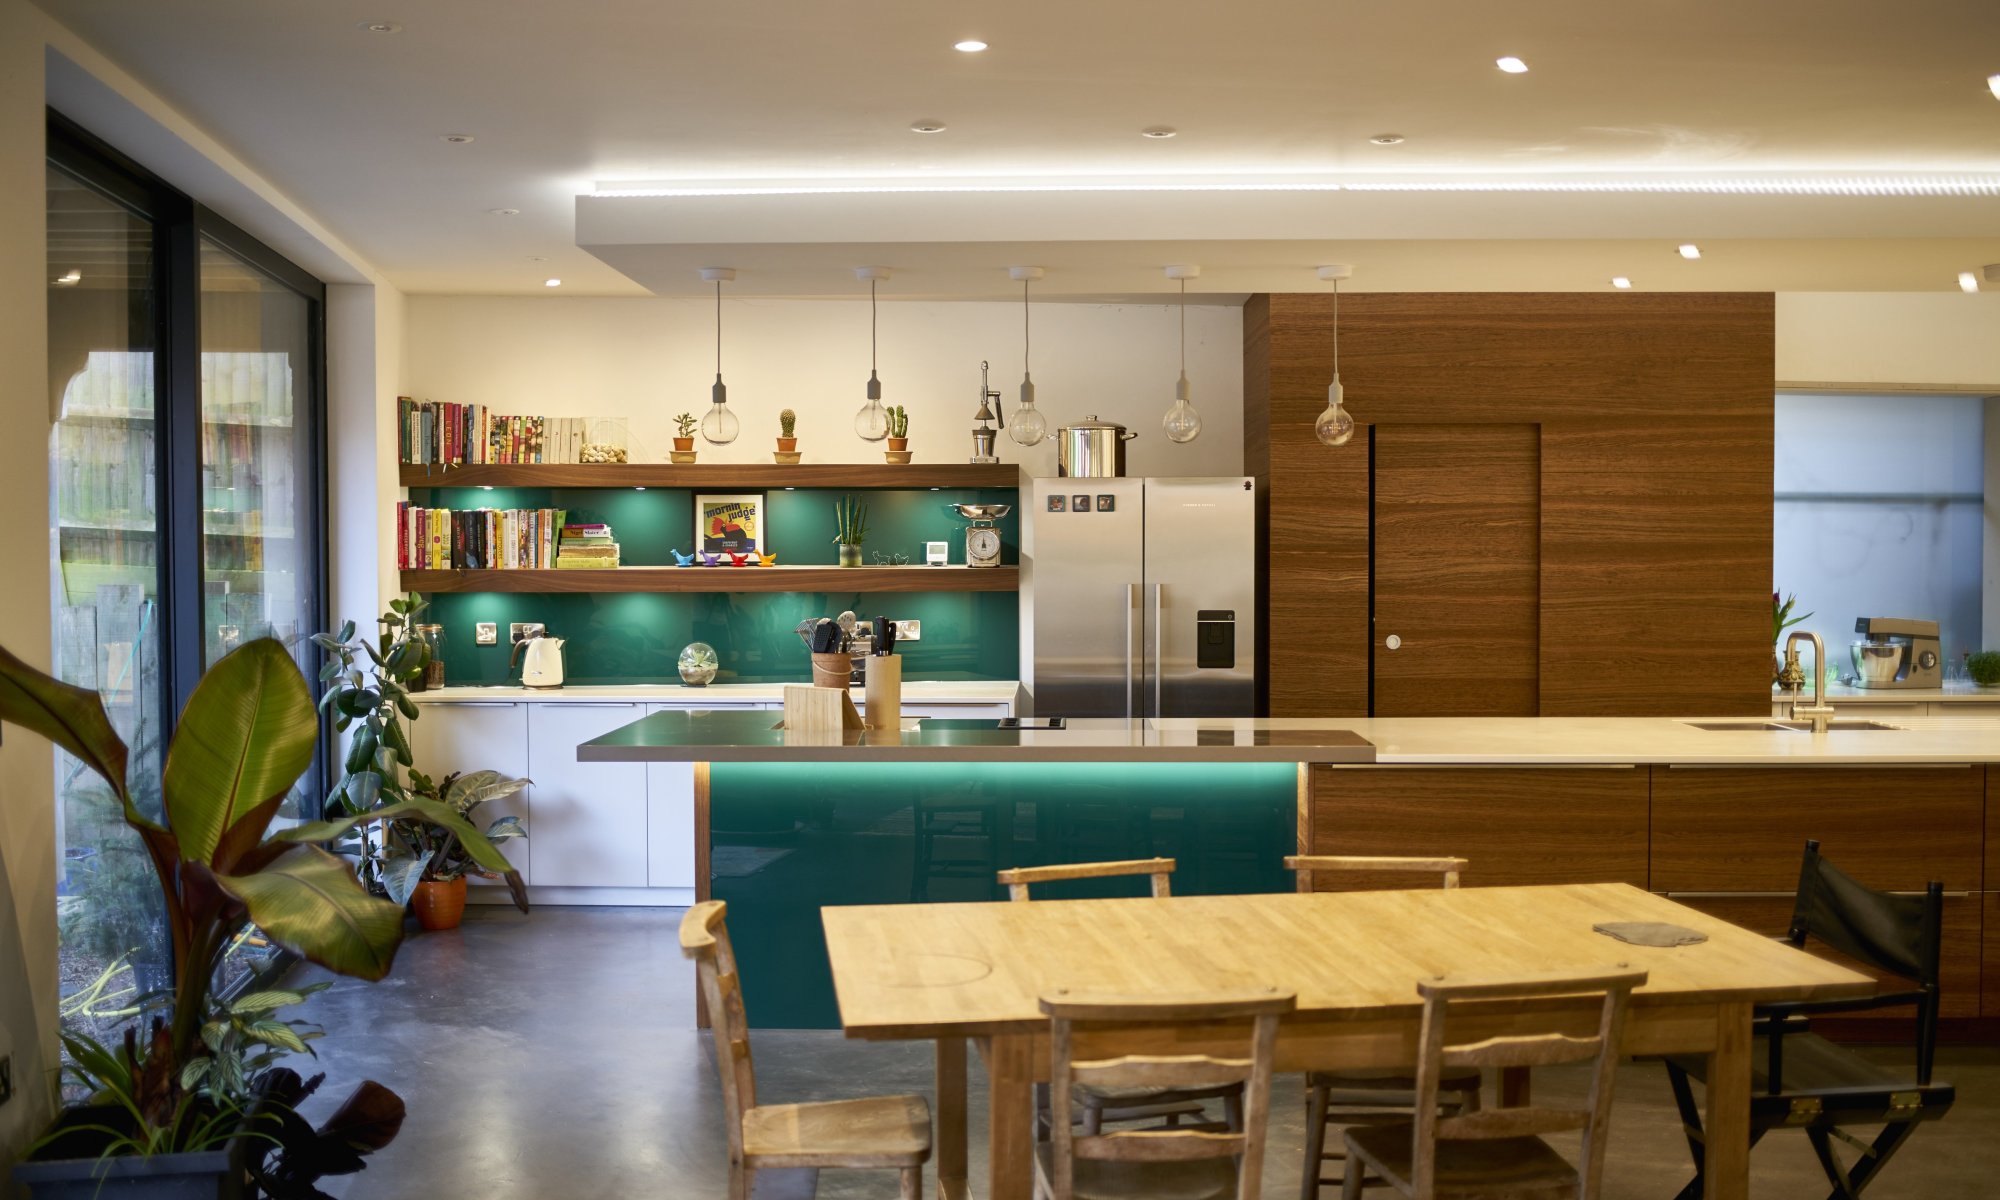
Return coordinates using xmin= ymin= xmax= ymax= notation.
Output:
xmin=163 ymin=639 xmax=318 ymax=866
xmin=277 ymin=797 xmax=521 ymax=879
xmin=214 ymin=845 xmax=405 ymax=982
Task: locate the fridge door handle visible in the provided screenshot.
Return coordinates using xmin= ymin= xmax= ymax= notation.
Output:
xmin=1124 ymin=582 xmax=1139 ymax=719
xmin=1151 ymin=582 xmax=1165 ymax=720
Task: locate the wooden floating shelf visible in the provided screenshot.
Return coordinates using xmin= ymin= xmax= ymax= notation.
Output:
xmin=399 ymin=565 xmax=1019 ymax=594
xmin=398 ymin=462 xmax=1022 ymax=490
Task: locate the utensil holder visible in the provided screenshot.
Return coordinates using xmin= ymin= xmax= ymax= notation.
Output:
xmin=811 ymin=652 xmax=853 ymax=689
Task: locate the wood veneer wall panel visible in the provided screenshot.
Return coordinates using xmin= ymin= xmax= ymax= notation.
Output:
xmin=1246 ymin=291 xmax=1774 ymax=716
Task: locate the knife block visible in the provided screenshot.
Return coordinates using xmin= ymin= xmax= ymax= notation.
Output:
xmin=864 ymin=654 xmax=903 ymax=729
xmin=783 ymin=684 xmax=864 ymax=733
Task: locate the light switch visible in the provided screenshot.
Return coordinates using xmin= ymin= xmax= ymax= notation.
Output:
xmin=475 ymin=622 xmax=498 ymax=646
xmin=509 ymin=622 xmax=545 ymax=645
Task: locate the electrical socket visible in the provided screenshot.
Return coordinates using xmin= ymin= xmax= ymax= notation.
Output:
xmin=508 ymin=622 xmax=545 ymax=645
xmin=474 ymin=622 xmax=498 ymax=646
xmin=894 ymin=619 xmax=921 ymax=641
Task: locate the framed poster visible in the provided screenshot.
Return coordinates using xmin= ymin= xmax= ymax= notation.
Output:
xmin=696 ymin=493 xmax=763 ymax=555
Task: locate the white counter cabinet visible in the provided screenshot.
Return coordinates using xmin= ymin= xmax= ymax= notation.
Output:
xmin=404 ymin=700 xmax=531 ymax=890
xmin=525 ymin=702 xmax=650 ymax=888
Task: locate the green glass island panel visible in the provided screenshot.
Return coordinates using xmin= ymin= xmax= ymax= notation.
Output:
xmin=709 ymin=760 xmax=1299 ymax=1028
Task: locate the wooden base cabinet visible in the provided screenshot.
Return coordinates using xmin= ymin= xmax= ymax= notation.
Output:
xmin=405 ymin=700 xmax=531 ymax=886
xmin=523 ymin=703 xmax=648 ymax=887
xmin=1307 ymin=765 xmax=1649 ymax=889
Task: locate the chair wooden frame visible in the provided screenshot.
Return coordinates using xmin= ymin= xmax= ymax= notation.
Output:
xmin=681 ymin=901 xmax=931 ymax=1200
xmin=1342 ymin=967 xmax=1647 ymax=1200
xmin=1038 ymin=990 xmax=1296 ymax=1200
xmin=998 ymin=857 xmax=1176 ymax=902
xmin=1286 ymin=855 xmax=1478 ymax=1198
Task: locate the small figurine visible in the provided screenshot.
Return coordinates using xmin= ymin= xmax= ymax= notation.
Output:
xmin=728 ymin=552 xmax=751 ymax=567
xmin=671 ymin=549 xmax=697 ymax=568
xmin=758 ymin=552 xmax=778 ymax=567
xmin=702 ymin=552 xmax=723 ymax=567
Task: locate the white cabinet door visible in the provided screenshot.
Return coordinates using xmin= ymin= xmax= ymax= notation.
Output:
xmin=525 ymin=702 xmax=649 ymax=887
xmin=406 ymin=702 xmax=531 ymax=886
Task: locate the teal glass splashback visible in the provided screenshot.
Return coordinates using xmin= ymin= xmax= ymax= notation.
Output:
xmin=709 ymin=761 xmax=1299 ymax=1028
xmin=407 ymin=485 xmax=1020 ymax=685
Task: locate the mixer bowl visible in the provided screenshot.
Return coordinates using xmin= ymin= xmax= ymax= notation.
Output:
xmin=1851 ymin=641 xmax=1904 ymax=684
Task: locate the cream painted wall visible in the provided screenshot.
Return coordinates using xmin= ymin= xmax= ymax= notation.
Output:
xmin=0 ymin=0 xmax=58 ymax=1165
xmin=1776 ymin=292 xmax=2000 ymax=387
xmin=401 ymin=296 xmax=1244 ymax=479
xmin=330 ymin=283 xmax=406 ymax=626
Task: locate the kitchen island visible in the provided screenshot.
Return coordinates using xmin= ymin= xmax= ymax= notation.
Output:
xmin=585 ymin=710 xmax=2000 ymax=1028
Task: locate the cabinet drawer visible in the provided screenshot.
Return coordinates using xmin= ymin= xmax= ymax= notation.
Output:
xmin=1310 ymin=766 xmax=1648 ymax=889
xmin=1651 ymin=766 xmax=1983 ymax=892
xmin=1664 ymin=892 xmax=1981 ymax=1020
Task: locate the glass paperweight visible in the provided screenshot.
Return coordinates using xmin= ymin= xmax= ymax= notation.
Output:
xmin=678 ymin=641 xmax=720 ymax=687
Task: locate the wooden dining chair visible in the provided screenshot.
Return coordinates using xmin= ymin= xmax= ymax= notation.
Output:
xmin=1036 ymin=989 xmax=1297 ymax=1200
xmin=1286 ymin=855 xmax=1483 ymax=1199
xmin=999 ymin=858 xmax=1243 ymax=1136
xmin=1339 ymin=966 xmax=1648 ymax=1200
xmin=680 ymin=901 xmax=931 ymax=1200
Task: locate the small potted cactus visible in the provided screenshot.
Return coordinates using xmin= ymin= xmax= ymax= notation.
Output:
xmin=884 ymin=405 xmax=910 ymax=463
xmin=775 ymin=408 xmax=800 ymax=463
xmin=671 ymin=412 xmax=698 ymax=463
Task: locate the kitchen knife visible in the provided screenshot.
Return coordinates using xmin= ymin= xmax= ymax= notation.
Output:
xmin=873 ymin=616 xmax=894 ymax=655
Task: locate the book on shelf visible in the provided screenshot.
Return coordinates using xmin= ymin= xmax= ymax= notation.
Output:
xmin=395 ymin=502 xmax=567 ymax=570
xmin=396 ymin=399 xmax=605 ymax=467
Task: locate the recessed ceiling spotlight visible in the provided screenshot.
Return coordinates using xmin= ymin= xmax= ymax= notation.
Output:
xmin=440 ymin=134 xmax=475 ymax=144
xmin=1989 ymin=74 xmax=2000 ymax=101
xmin=1610 ymin=276 xmax=1632 ymax=289
xmin=358 ymin=20 xmax=401 ymax=33
xmin=909 ymin=120 xmax=947 ymax=134
xmin=487 ymin=207 xmax=520 ymax=216
xmin=954 ymin=39 xmax=988 ymax=53
xmin=1677 ymin=243 xmax=1701 ymax=259
xmin=52 ymin=269 xmax=81 ymax=286
xmin=1369 ymin=133 xmax=1406 ymax=145
xmin=1959 ymin=271 xmax=1980 ymax=293
xmin=544 ymin=278 xmax=562 ymax=288
xmin=1496 ymin=56 xmax=1529 ymax=74
xmin=1141 ymin=126 xmax=1178 ymax=139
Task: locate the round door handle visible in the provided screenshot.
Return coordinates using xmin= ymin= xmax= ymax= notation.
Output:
xmin=1384 ymin=634 xmax=1402 ymax=651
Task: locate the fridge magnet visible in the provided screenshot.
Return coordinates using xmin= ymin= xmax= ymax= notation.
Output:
xmin=697 ymin=493 xmax=763 ymax=556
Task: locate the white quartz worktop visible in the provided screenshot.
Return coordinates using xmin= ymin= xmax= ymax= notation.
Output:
xmin=1284 ymin=716 xmax=2000 ymax=765
xmin=409 ymin=680 xmax=1022 ymax=705
xmin=1775 ymin=683 xmax=2000 ymax=704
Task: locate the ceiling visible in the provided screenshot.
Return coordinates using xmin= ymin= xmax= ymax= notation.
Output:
xmin=35 ymin=0 xmax=2000 ymax=296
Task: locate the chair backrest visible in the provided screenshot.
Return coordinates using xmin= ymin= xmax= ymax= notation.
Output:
xmin=997 ymin=857 xmax=1175 ymax=901
xmin=679 ymin=901 xmax=756 ymax=1162
xmin=1407 ymin=967 xmax=1647 ymax=1200
xmin=1786 ymin=838 xmax=1945 ymax=1081
xmin=1284 ymin=854 xmax=1468 ymax=894
xmin=1039 ymin=989 xmax=1295 ymax=1200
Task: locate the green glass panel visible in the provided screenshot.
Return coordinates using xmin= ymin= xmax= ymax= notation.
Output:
xmin=709 ymin=761 xmax=1298 ymax=1028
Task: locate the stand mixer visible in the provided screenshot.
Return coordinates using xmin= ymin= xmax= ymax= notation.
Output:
xmin=1850 ymin=616 xmax=1942 ymax=688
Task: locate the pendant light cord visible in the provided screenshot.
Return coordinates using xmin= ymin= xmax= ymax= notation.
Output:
xmin=1179 ymin=278 xmax=1187 ymax=375
xmin=1331 ymin=280 xmax=1340 ymax=378
xmin=1022 ymin=277 xmax=1031 ymax=376
xmin=714 ymin=278 xmax=722 ymax=377
xmin=871 ymin=278 xmax=878 ymax=372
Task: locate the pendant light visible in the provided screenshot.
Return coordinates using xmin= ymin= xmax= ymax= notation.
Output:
xmin=1314 ymin=264 xmax=1355 ymax=447
xmin=852 ymin=266 xmax=891 ymax=441
xmin=699 ymin=268 xmax=741 ymax=444
xmin=1006 ymin=265 xmax=1048 ymax=446
xmin=1162 ymin=264 xmax=1202 ymax=443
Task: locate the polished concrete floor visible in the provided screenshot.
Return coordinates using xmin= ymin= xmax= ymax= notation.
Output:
xmin=297 ymin=907 xmax=1999 ymax=1199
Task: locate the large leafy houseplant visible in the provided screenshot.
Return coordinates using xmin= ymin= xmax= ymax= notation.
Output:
xmin=0 ymin=637 xmax=525 ymax=1182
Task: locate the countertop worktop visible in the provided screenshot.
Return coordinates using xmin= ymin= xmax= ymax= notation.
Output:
xmin=409 ymin=680 xmax=1022 ymax=705
xmin=1777 ymin=683 xmax=2000 ymax=704
xmin=579 ymin=712 xmax=2000 ymax=766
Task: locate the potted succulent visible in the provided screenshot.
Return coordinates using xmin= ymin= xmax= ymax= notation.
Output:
xmin=1772 ymin=591 xmax=1813 ymax=683
xmin=671 ymin=411 xmax=698 ymax=463
xmin=832 ymin=493 xmax=868 ymax=568
xmin=776 ymin=408 xmax=798 ymax=456
xmin=0 ymin=638 xmax=523 ymax=1197
xmin=1969 ymin=651 xmax=2000 ymax=688
xmin=385 ymin=769 xmax=528 ymax=931
xmin=884 ymin=405 xmax=910 ymax=463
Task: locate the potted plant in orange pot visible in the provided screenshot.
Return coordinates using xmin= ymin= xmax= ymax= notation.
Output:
xmin=381 ymin=769 xmax=528 ymax=931
xmin=775 ymin=407 xmax=800 ymax=463
xmin=884 ymin=405 xmax=910 ymax=463
xmin=671 ymin=411 xmax=698 ymax=463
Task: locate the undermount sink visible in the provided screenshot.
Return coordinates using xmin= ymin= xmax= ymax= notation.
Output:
xmin=1682 ymin=719 xmax=1903 ymax=733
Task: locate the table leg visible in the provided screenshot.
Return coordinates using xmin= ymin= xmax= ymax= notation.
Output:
xmin=1704 ymin=1002 xmax=1753 ymax=1200
xmin=987 ymin=1033 xmax=1035 ymax=1200
xmin=936 ymin=1037 xmax=968 ymax=1200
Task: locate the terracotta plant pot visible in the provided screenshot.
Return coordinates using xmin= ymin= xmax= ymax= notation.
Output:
xmin=672 ymin=437 xmax=695 ymax=452
xmin=412 ymin=876 xmax=468 ymax=931
xmin=776 ymin=437 xmax=797 ymax=452
xmin=886 ymin=436 xmax=909 ymax=452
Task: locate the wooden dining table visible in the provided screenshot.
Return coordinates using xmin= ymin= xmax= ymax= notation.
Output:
xmin=820 ymin=882 xmax=1874 ymax=1200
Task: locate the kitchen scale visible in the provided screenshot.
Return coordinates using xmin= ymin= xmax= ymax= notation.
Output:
xmin=945 ymin=503 xmax=1011 ymax=568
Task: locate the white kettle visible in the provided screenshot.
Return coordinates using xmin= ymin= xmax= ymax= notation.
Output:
xmin=511 ymin=633 xmax=566 ymax=689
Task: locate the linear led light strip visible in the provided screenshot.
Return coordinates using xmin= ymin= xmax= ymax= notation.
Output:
xmin=594 ymin=175 xmax=2000 ymax=198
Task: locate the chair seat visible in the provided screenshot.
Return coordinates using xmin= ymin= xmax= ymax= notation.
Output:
xmin=1034 ymin=1141 xmax=1238 ymax=1200
xmin=1309 ymin=1066 xmax=1483 ymax=1107
xmin=1345 ymin=1122 xmax=1579 ymax=1200
xmin=1077 ymin=1080 xmax=1241 ymax=1106
xmin=1666 ymin=1033 xmax=1955 ymax=1124
xmin=742 ymin=1094 xmax=932 ymax=1169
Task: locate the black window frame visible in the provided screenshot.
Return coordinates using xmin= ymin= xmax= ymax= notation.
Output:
xmin=46 ymin=107 xmax=332 ymax=817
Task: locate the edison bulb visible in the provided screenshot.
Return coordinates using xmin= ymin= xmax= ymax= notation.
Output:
xmin=1163 ymin=373 xmax=1202 ymax=443
xmin=1315 ymin=378 xmax=1355 ymax=447
xmin=854 ymin=398 xmax=889 ymax=441
xmin=1008 ymin=375 xmax=1048 ymax=446
xmin=700 ymin=383 xmax=740 ymax=445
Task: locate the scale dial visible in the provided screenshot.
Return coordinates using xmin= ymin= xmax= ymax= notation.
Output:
xmin=966 ymin=526 xmax=1002 ymax=568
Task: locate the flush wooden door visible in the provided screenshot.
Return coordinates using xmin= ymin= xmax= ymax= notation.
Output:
xmin=1372 ymin=423 xmax=1541 ymax=716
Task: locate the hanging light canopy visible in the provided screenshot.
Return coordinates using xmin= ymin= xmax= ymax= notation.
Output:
xmin=699 ymin=268 xmax=741 ymax=445
xmin=1007 ymin=265 xmax=1048 ymax=446
xmin=1162 ymin=264 xmax=1202 ymax=443
xmin=1314 ymin=264 xmax=1355 ymax=447
xmin=853 ymin=266 xmax=891 ymax=441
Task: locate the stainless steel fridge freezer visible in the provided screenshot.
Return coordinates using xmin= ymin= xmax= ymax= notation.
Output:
xmin=1020 ymin=476 xmax=1257 ymax=718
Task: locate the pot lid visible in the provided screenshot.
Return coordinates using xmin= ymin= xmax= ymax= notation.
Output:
xmin=1059 ymin=414 xmax=1128 ymax=431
